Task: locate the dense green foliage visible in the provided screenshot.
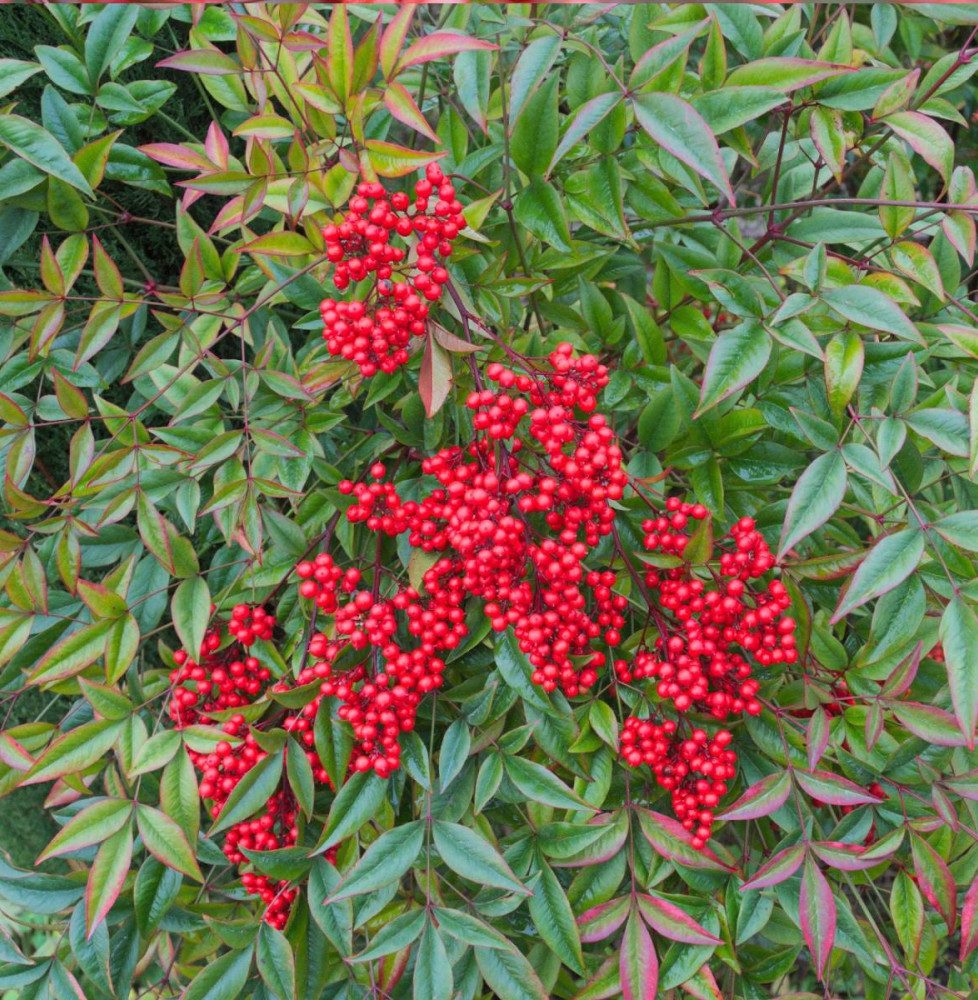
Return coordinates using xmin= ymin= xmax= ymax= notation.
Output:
xmin=3 ymin=3 xmax=978 ymax=999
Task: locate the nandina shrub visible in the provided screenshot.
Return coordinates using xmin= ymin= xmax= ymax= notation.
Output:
xmin=3 ymin=3 xmax=978 ymax=999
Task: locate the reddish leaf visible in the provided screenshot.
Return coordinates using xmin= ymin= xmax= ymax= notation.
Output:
xmin=380 ymin=5 xmax=414 ymax=79
xmin=741 ymin=844 xmax=805 ymax=891
xmin=620 ymin=909 xmax=657 ymax=1000
xmin=635 ymin=894 xmax=721 ymax=946
xmin=419 ymin=336 xmax=452 ymax=419
xmin=635 ymin=809 xmax=733 ymax=872
xmin=715 ymin=771 xmax=791 ymax=822
xmin=806 ymin=708 xmax=831 ymax=770
xmin=156 ymin=49 xmax=240 ymax=75
xmin=384 ymin=81 xmax=439 ymax=143
xmin=960 ymin=874 xmax=978 ymax=961
xmin=890 ymin=701 xmax=969 ymax=747
xmin=810 ymin=841 xmax=887 ymax=872
xmin=137 ymin=143 xmax=212 ymax=171
xmin=577 ymin=896 xmax=630 ymax=943
xmin=793 ymin=768 xmax=885 ymax=807
xmin=911 ymin=832 xmax=957 ymax=933
xmin=395 ymin=33 xmax=497 ymax=74
xmin=86 ymin=824 xmax=133 ymax=937
xmin=799 ymin=856 xmax=835 ymax=982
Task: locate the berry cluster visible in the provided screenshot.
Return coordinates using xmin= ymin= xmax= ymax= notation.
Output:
xmin=319 ymin=164 xmax=464 ymax=377
xmin=617 ymin=500 xmax=796 ymax=846
xmin=168 ymin=612 xmax=337 ymax=928
xmin=293 ymin=343 xmax=628 ymax=779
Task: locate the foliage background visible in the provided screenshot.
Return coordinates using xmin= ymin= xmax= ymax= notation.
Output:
xmin=3 ymin=2 xmax=978 ymax=999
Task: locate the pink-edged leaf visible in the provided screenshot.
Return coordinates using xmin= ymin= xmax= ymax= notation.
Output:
xmin=880 ymin=641 xmax=921 ymax=699
xmin=793 ymin=768 xmax=886 ymax=807
xmin=931 ymin=783 xmax=959 ymax=831
xmin=942 ymin=769 xmax=978 ymax=801
xmin=577 ymin=895 xmax=630 ymax=943
xmin=632 ymin=91 xmax=734 ymax=204
xmin=204 ymin=121 xmax=229 ymax=170
xmin=364 ymin=140 xmax=446 ymax=179
xmin=806 ymin=708 xmax=831 ymax=770
xmin=137 ymin=143 xmax=212 ymax=171
xmin=679 ymin=964 xmax=724 ymax=1000
xmin=715 ymin=771 xmax=791 ymax=822
xmin=799 ymin=856 xmax=835 ymax=982
xmin=890 ymin=701 xmax=970 ymax=747
xmin=395 ymin=33 xmax=497 ymax=74
xmin=864 ymin=700 xmax=884 ymax=750
xmin=960 ymin=873 xmax=978 ymax=961
xmin=384 ymin=81 xmax=439 ymax=143
xmin=885 ymin=110 xmax=953 ymax=183
xmin=419 ymin=335 xmax=451 ymax=419
xmin=380 ymin=4 xmax=413 ymax=79
xmin=620 ymin=909 xmax=657 ymax=1000
xmin=635 ymin=808 xmax=733 ymax=872
xmin=85 ymin=824 xmax=132 ymax=938
xmin=741 ymin=843 xmax=805 ymax=891
xmin=156 ymin=49 xmax=240 ymax=76
xmin=0 ymin=731 xmax=33 ymax=770
xmin=726 ymin=57 xmax=852 ymax=92
xmin=810 ymin=841 xmax=887 ymax=872
xmin=859 ymin=825 xmax=905 ymax=863
xmin=911 ymin=832 xmax=957 ymax=933
xmin=635 ymin=894 xmax=721 ymax=946
xmin=943 ymin=210 xmax=976 ymax=267
xmin=431 ymin=323 xmax=483 ymax=355
xmin=940 ymin=596 xmax=978 ymax=749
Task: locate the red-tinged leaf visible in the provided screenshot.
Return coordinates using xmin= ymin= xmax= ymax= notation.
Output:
xmin=741 ymin=844 xmax=805 ymax=891
xmin=384 ymin=81 xmax=439 ymax=143
xmin=91 ymin=235 xmax=123 ymax=300
xmin=431 ymin=323 xmax=483 ymax=354
xmin=793 ymin=768 xmax=885 ymax=807
xmin=715 ymin=771 xmax=791 ymax=822
xmin=940 ymin=596 xmax=978 ymax=749
xmin=931 ymin=784 xmax=959 ymax=831
xmin=942 ymin=768 xmax=978 ymax=801
xmin=0 ymin=731 xmax=33 ymax=770
xmin=943 ymin=210 xmax=976 ymax=266
xmin=86 ymin=824 xmax=132 ymax=937
xmin=810 ymin=841 xmax=887 ymax=872
xmin=204 ymin=121 xmax=228 ymax=169
xmin=911 ymin=832 xmax=957 ymax=932
xmin=380 ymin=5 xmax=413 ymax=80
xmin=395 ymin=33 xmax=497 ymax=74
xmin=620 ymin=909 xmax=657 ymax=1000
xmin=806 ymin=708 xmax=831 ymax=770
xmin=156 ymin=49 xmax=240 ymax=76
xmin=326 ymin=4 xmax=354 ymax=106
xmin=634 ymin=809 xmax=732 ymax=872
xmin=632 ymin=92 xmax=734 ymax=205
xmin=859 ymin=826 xmax=905 ymax=863
xmin=135 ymin=803 xmax=203 ymax=881
xmin=890 ymin=701 xmax=970 ymax=747
xmin=238 ymin=231 xmax=314 ymax=258
xmin=419 ymin=335 xmax=451 ymax=419
xmin=880 ymin=641 xmax=921 ymax=699
xmin=37 ymin=798 xmax=132 ymax=862
xmin=30 ymin=618 xmax=115 ymax=686
xmin=635 ymin=894 xmax=721 ymax=946
xmin=960 ymin=874 xmax=978 ymax=961
xmin=364 ymin=140 xmax=446 ymax=179
xmin=137 ymin=143 xmax=212 ymax=171
xmin=577 ymin=896 xmax=630 ymax=943
xmin=885 ymin=110 xmax=953 ymax=183
xmin=799 ymin=856 xmax=835 ymax=982
xmin=23 ymin=720 xmax=123 ymax=786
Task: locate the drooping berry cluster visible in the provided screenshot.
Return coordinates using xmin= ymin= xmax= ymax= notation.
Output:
xmin=168 ymin=611 xmax=336 ymax=928
xmin=616 ymin=501 xmax=796 ymax=846
xmin=319 ymin=164 xmax=464 ymax=377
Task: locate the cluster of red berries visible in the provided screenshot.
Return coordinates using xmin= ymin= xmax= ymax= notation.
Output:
xmin=291 ymin=343 xmax=629 ymax=779
xmin=319 ymin=164 xmax=464 ymax=377
xmin=616 ymin=499 xmax=796 ymax=846
xmin=168 ymin=611 xmax=340 ymax=928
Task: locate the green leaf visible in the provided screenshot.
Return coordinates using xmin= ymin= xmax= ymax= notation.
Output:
xmin=210 ymin=750 xmax=284 ymax=835
xmin=133 ymin=857 xmax=182 ymax=939
xmin=328 ymin=821 xmax=424 ymax=901
xmin=0 ymin=115 xmax=94 ymax=196
xmin=503 ymin=755 xmax=593 ymax=811
xmin=0 ymin=59 xmax=42 ymax=100
xmin=182 ymin=945 xmax=254 ymax=1000
xmin=30 ymin=618 xmax=114 ymax=685
xmin=170 ymin=577 xmax=210 ymax=661
xmin=810 ymin=106 xmax=845 ymax=181
xmin=822 ymin=285 xmax=921 ymax=342
xmin=527 ymin=861 xmax=584 ymax=974
xmin=940 ymin=597 xmax=978 ymax=748
xmin=778 ymin=451 xmax=847 ymax=558
xmin=548 ymin=92 xmax=621 ymax=175
xmin=312 ymin=770 xmax=387 ymax=853
xmin=86 ymin=825 xmax=133 ymax=937
xmin=25 ymin=720 xmax=123 ymax=786
xmin=286 ymin=738 xmax=315 ymax=820
xmin=257 ymin=924 xmax=295 ymax=1000
xmin=511 ymin=71 xmax=559 ymax=176
xmin=890 ymin=871 xmax=924 ymax=962
xmin=413 ymin=924 xmax=452 ymax=1000
xmin=934 ymin=512 xmax=978 ymax=551
xmin=136 ymin=804 xmax=203 ymax=881
xmin=831 ymin=529 xmax=925 ymax=622
xmin=823 ymin=330 xmax=864 ymax=419
xmin=632 ymin=91 xmax=734 ymax=203
xmin=509 ymin=35 xmax=561 ymax=124
xmin=696 ymin=320 xmax=771 ymax=415
xmin=85 ymin=4 xmax=139 ymax=87
xmin=438 ymin=718 xmax=471 ymax=793
xmin=726 ymin=57 xmax=851 ymax=91
xmin=35 ymin=46 xmax=91 ymax=95
xmin=475 ymin=943 xmax=549 ymax=1000
xmin=161 ymin=747 xmax=200 ymax=846
xmin=432 ymin=821 xmax=528 ymax=895
xmin=352 ymin=909 xmax=425 ymax=962
xmin=38 ymin=798 xmax=132 ymax=862
xmin=432 ymin=907 xmax=508 ymax=949
xmin=513 ymin=178 xmax=573 ymax=252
